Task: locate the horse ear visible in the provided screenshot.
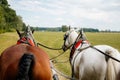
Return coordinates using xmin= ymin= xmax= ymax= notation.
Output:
xmin=16 ymin=29 xmax=21 ymax=38
xmin=79 ymin=28 xmax=87 ymax=40
xmin=79 ymin=28 xmax=83 ymax=38
xmin=80 ymin=29 xmax=82 ymax=34
xmin=68 ymin=25 xmax=71 ymax=30
xmin=32 ymin=29 xmax=34 ymax=34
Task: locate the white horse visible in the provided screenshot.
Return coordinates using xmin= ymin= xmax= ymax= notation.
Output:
xmin=62 ymin=28 xmax=120 ymax=80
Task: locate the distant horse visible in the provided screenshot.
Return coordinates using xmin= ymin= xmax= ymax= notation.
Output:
xmin=0 ymin=26 xmax=52 ymax=80
xmin=62 ymin=28 xmax=120 ymax=80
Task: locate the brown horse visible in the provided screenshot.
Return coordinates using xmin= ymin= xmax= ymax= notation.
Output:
xmin=0 ymin=26 xmax=52 ymax=80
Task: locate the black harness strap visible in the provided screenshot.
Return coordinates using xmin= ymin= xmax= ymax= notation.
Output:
xmin=90 ymin=46 xmax=120 ymax=63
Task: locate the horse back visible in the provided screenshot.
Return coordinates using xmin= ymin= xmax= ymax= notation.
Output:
xmin=0 ymin=44 xmax=52 ymax=80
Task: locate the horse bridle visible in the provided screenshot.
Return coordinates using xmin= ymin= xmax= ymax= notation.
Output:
xmin=63 ymin=30 xmax=75 ymax=51
xmin=63 ymin=34 xmax=70 ymax=49
xmin=17 ymin=37 xmax=35 ymax=46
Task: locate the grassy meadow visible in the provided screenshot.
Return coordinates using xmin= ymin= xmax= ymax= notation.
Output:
xmin=0 ymin=31 xmax=120 ymax=79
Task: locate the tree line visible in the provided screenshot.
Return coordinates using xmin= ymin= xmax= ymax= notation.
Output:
xmin=0 ymin=0 xmax=26 ymax=33
xmin=32 ymin=25 xmax=100 ymax=32
xmin=1 ymin=0 xmax=118 ymax=33
xmin=33 ymin=25 xmax=119 ymax=33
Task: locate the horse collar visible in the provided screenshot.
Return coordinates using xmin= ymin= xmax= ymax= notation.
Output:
xmin=17 ymin=37 xmax=35 ymax=46
xmin=70 ymin=40 xmax=83 ymax=61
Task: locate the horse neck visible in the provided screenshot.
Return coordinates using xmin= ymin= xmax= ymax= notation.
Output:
xmin=69 ymin=31 xmax=78 ymax=49
xmin=69 ymin=31 xmax=78 ymax=48
xmin=69 ymin=31 xmax=91 ymax=61
xmin=70 ymin=31 xmax=90 ymax=47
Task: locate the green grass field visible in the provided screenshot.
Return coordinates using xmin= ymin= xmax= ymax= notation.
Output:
xmin=0 ymin=32 xmax=120 ymax=78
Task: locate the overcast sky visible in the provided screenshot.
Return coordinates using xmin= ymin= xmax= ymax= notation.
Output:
xmin=8 ymin=0 xmax=120 ymax=31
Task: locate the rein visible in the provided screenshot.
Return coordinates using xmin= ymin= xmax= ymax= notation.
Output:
xmin=90 ymin=46 xmax=120 ymax=63
xmin=36 ymin=40 xmax=74 ymax=60
xmin=69 ymin=42 xmax=120 ymax=79
xmin=52 ymin=59 xmax=69 ymax=64
xmin=37 ymin=42 xmax=62 ymax=50
xmin=50 ymin=44 xmax=73 ymax=60
xmin=70 ymin=43 xmax=120 ymax=63
xmin=17 ymin=37 xmax=35 ymax=46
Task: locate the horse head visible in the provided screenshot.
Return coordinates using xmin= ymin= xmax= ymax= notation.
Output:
xmin=16 ymin=26 xmax=36 ymax=46
xmin=62 ymin=28 xmax=77 ymax=51
xmin=62 ymin=28 xmax=88 ymax=51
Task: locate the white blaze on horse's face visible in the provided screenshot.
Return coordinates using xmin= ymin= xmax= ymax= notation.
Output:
xmin=63 ymin=29 xmax=78 ymax=51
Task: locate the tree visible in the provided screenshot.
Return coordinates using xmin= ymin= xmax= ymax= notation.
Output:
xmin=83 ymin=28 xmax=99 ymax=32
xmin=0 ymin=0 xmax=8 ymax=5
xmin=0 ymin=5 xmax=6 ymax=33
xmin=61 ymin=25 xmax=68 ymax=32
xmin=0 ymin=0 xmax=26 ymax=33
xmin=16 ymin=15 xmax=26 ymax=30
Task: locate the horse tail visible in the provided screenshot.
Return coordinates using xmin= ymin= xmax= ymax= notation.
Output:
xmin=16 ymin=53 xmax=34 ymax=80
xmin=106 ymin=48 xmax=120 ymax=80
xmin=106 ymin=58 xmax=116 ymax=80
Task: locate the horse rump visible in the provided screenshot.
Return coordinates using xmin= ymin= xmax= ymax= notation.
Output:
xmin=16 ymin=53 xmax=34 ymax=80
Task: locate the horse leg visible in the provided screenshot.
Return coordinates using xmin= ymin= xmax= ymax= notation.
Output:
xmin=53 ymin=74 xmax=59 ymax=80
xmin=50 ymin=61 xmax=59 ymax=80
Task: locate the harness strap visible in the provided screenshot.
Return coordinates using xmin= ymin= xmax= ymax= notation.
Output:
xmin=70 ymin=40 xmax=89 ymax=61
xmin=75 ymin=40 xmax=82 ymax=48
xmin=78 ymin=45 xmax=90 ymax=52
xmin=69 ymin=39 xmax=120 ymax=79
xmin=71 ymin=44 xmax=90 ymax=78
xmin=17 ymin=37 xmax=35 ymax=46
xmin=70 ymin=40 xmax=82 ymax=61
xmin=90 ymin=46 xmax=120 ymax=63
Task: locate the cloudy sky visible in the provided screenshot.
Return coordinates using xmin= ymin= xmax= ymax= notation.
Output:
xmin=8 ymin=0 xmax=120 ymax=31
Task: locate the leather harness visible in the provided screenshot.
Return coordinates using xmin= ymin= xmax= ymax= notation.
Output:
xmin=17 ymin=37 xmax=35 ymax=46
